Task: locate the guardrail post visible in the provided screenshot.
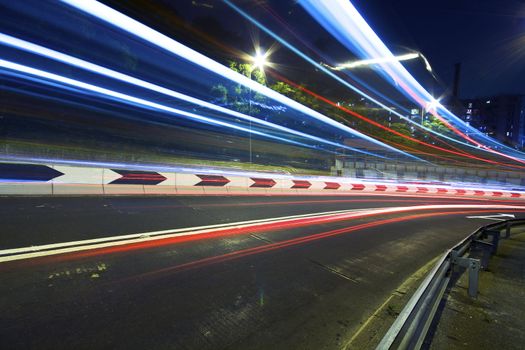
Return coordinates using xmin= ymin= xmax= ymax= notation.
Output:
xmin=471 ymin=240 xmax=492 ymax=269
xmin=450 ymin=251 xmax=480 ymax=298
xmin=484 ymin=229 xmax=500 ymax=254
xmin=505 ymin=222 xmax=511 ymax=238
xmin=467 ymin=259 xmax=480 ymax=297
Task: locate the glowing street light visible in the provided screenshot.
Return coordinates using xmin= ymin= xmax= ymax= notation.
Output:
xmin=418 ymin=97 xmax=442 ymax=125
xmin=426 ymin=97 xmax=442 ymax=113
xmin=250 ymin=48 xmax=269 ymax=72
xmin=323 ymin=52 xmax=433 ymax=73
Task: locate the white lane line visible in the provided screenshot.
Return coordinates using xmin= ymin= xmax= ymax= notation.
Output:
xmin=0 ymin=208 xmax=375 ymax=257
xmin=466 ymin=213 xmax=516 ymax=221
xmin=1 ymin=207 xmax=382 ymax=263
xmin=2 ymin=204 xmax=524 ymax=263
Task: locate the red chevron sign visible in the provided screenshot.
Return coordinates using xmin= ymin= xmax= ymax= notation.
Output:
xmin=396 ymin=186 xmax=409 ymax=192
xmin=292 ymin=180 xmax=311 ymax=189
xmin=375 ymin=185 xmax=387 ymax=191
xmin=324 ymin=182 xmax=341 ymax=190
xmin=250 ymin=178 xmax=276 ymax=188
xmin=111 ymin=170 xmax=166 ymax=185
xmin=196 ymin=175 xmax=230 ymax=186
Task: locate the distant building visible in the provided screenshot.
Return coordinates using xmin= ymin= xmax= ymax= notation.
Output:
xmin=460 ymin=95 xmax=525 ymax=149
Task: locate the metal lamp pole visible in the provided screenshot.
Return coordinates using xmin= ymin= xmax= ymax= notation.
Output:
xmin=248 ymin=68 xmax=253 ymax=164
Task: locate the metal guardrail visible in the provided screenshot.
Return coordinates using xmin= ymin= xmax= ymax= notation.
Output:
xmin=377 ymin=218 xmax=525 ymax=350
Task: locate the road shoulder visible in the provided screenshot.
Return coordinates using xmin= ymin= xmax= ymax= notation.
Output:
xmin=428 ymin=230 xmax=525 ymax=349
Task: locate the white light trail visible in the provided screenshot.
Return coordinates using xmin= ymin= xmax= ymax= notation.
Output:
xmin=224 ymin=0 xmax=524 ymax=161
xmin=0 ymin=33 xmax=387 ymax=158
xmin=60 ymin=0 xmax=424 ymax=161
xmin=325 ymin=53 xmax=420 ymax=70
xmin=220 ymin=0 xmax=505 ymax=159
xmin=0 ymin=59 xmax=314 ymax=148
xmin=2 ymin=204 xmax=524 ymax=262
xmin=300 ymin=0 xmax=525 ymax=162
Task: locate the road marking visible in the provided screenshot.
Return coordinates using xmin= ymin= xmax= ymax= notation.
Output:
xmin=466 ymin=213 xmax=516 ymax=221
xmin=308 ymin=259 xmax=359 ymax=283
xmin=0 ymin=208 xmax=375 ymax=259
xmin=2 ymin=204 xmax=524 ymax=263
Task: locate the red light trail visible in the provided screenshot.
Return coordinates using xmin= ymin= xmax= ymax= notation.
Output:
xmin=124 ymin=209 xmax=525 ymax=280
xmin=268 ymin=70 xmax=525 ymax=170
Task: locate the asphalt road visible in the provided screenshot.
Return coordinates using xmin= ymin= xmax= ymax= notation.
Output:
xmin=1 ymin=195 xmax=522 ymax=249
xmin=1 ymin=194 xmax=524 ymax=349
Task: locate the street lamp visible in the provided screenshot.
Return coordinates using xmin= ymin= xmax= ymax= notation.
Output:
xmin=252 ymin=50 xmax=268 ymax=71
xmin=247 ymin=48 xmax=269 ymax=164
xmin=322 ymin=51 xmax=433 ymax=74
xmin=421 ymin=97 xmax=442 ymax=125
xmin=426 ymin=97 xmax=441 ymax=113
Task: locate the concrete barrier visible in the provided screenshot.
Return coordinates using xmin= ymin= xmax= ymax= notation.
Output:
xmin=0 ymin=161 xmax=523 ymax=200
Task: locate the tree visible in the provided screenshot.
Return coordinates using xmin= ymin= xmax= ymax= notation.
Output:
xmin=209 ymin=61 xmax=269 ymax=115
xmin=228 ymin=61 xmax=266 ymax=86
xmin=269 ymin=81 xmax=320 ymax=111
xmin=388 ymin=122 xmax=416 ymax=146
xmin=423 ymin=116 xmax=450 ymax=135
xmin=210 ymin=84 xmax=227 ymax=105
xmin=270 ymin=81 xmax=294 ymax=96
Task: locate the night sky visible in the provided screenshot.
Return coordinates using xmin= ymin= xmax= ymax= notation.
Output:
xmin=352 ymin=0 xmax=525 ymax=98
xmin=107 ymin=0 xmax=525 ymax=100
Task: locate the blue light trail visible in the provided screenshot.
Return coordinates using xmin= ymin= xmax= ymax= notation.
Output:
xmin=0 ymin=33 xmax=391 ymax=159
xmin=60 ymin=0 xmax=424 ymax=162
xmin=226 ymin=0 xmax=525 ymax=163
xmin=299 ymin=0 xmax=525 ymax=163
xmin=0 ymin=59 xmax=321 ymax=150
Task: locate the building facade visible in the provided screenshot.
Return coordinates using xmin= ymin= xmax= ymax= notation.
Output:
xmin=461 ymin=95 xmax=525 ymax=149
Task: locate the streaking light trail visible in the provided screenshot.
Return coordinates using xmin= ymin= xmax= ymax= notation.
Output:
xmin=3 ymin=204 xmax=524 ymax=264
xmin=130 ymin=209 xmax=518 ymax=278
xmin=0 ymin=33 xmax=388 ymax=159
xmin=220 ymin=1 xmax=411 ymax=129
xmin=226 ymin=0 xmax=525 ymax=164
xmin=60 ymin=0 xmax=424 ymax=162
xmin=299 ymin=0 xmax=525 ymax=164
xmin=269 ymin=71 xmax=525 ymax=169
xmin=0 ymin=59 xmax=316 ymax=149
xmin=323 ymin=53 xmax=420 ymax=70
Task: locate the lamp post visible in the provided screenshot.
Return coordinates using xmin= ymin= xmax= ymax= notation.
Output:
xmin=248 ymin=49 xmax=268 ymax=164
xmin=425 ymin=97 xmax=441 ymax=125
xmin=321 ymin=51 xmax=433 ymax=74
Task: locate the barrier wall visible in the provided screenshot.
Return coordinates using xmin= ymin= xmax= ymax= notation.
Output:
xmin=334 ymin=162 xmax=525 ymax=186
xmin=0 ymin=161 xmax=523 ymax=199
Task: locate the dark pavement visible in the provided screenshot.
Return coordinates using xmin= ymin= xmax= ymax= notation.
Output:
xmin=0 ymin=195 xmax=521 ymax=249
xmin=1 ymin=195 xmax=525 ymax=349
xmin=429 ymin=226 xmax=525 ymax=350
